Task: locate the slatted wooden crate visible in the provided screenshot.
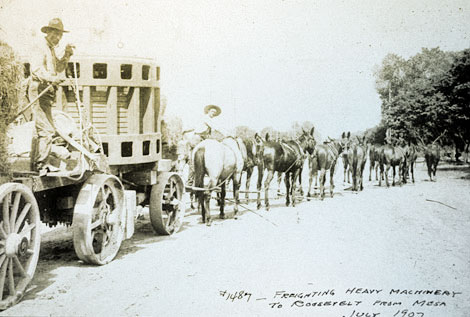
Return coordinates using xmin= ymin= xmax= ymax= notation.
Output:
xmin=53 ymin=56 xmax=163 ymax=167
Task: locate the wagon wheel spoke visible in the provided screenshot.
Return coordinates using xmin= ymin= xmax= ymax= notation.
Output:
xmin=14 ymin=203 xmax=32 ymax=233
xmin=2 ymin=193 xmax=11 ymax=234
xmin=0 ymin=255 xmax=7 ymax=299
xmin=10 ymin=192 xmax=21 ymax=232
xmin=90 ymin=215 xmax=103 ymax=230
xmin=0 ymin=222 xmax=7 ymax=240
xmin=12 ymin=255 xmax=26 ymax=277
xmin=19 ymin=221 xmax=36 ymax=239
xmin=8 ymin=259 xmax=15 ymax=295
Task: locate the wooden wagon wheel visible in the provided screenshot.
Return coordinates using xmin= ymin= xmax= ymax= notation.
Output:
xmin=72 ymin=174 xmax=125 ymax=265
xmin=0 ymin=183 xmax=40 ymax=310
xmin=149 ymin=172 xmax=185 ymax=235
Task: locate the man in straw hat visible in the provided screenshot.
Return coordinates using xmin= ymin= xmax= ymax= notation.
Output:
xmin=29 ymin=18 xmax=74 ymax=175
xmin=194 ymin=104 xmax=225 ymax=140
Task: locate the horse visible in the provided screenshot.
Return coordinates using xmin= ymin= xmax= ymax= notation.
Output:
xmin=193 ymin=137 xmax=245 ymax=225
xmin=309 ymin=135 xmax=345 ymax=200
xmin=341 ymin=132 xmax=351 ymax=183
xmin=424 ymin=144 xmax=440 ymax=181
xmin=240 ymin=138 xmax=264 ymax=201
xmin=378 ymin=144 xmax=407 ymax=187
xmin=368 ymin=144 xmax=381 ymax=181
xmin=404 ymin=143 xmax=418 ymax=183
xmin=417 ymin=131 xmax=446 ymax=182
xmin=254 ymin=133 xmax=306 ymax=210
xmin=277 ymin=128 xmax=316 ymax=198
xmin=175 ymin=131 xmax=204 ymax=210
xmin=347 ymin=136 xmax=367 ymax=191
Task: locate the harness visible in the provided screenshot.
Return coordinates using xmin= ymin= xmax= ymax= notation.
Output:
xmin=281 ymin=140 xmax=304 ymax=174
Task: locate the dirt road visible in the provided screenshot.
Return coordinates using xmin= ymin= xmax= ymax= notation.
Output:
xmin=1 ymin=161 xmax=469 ymax=317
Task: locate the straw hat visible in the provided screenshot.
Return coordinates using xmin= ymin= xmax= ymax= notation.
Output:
xmin=41 ymin=18 xmax=69 ymax=33
xmin=204 ymin=104 xmax=221 ymax=116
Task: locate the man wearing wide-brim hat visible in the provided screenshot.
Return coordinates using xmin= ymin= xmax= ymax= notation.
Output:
xmin=194 ymin=104 xmax=225 ymax=140
xmin=29 ymin=18 xmax=75 ymax=175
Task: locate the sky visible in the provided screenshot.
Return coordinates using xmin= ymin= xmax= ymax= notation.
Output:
xmin=0 ymin=0 xmax=469 ymax=139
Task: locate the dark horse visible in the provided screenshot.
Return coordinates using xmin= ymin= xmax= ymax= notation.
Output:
xmin=347 ymin=136 xmax=368 ymax=191
xmin=240 ymin=138 xmax=264 ymax=201
xmin=368 ymin=144 xmax=381 ymax=181
xmin=379 ymin=144 xmax=407 ymax=187
xmin=404 ymin=143 xmax=418 ymax=183
xmin=254 ymin=133 xmax=306 ymax=210
xmin=309 ymin=135 xmax=345 ymax=200
xmin=193 ymin=137 xmax=245 ymax=225
xmin=341 ymin=132 xmax=351 ymax=183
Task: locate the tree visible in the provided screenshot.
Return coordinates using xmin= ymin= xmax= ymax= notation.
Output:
xmin=234 ymin=125 xmax=256 ymax=139
xmin=374 ymin=47 xmax=456 ymax=144
xmin=436 ymin=49 xmax=470 ymax=152
xmin=0 ymin=41 xmax=23 ymax=173
xmin=161 ymin=114 xmax=183 ymax=160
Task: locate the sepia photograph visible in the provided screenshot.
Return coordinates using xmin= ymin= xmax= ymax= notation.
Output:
xmin=0 ymin=0 xmax=469 ymax=316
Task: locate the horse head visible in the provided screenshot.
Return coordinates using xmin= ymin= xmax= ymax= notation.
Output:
xmin=253 ymin=133 xmax=265 ymax=165
xmin=298 ymin=127 xmax=316 ymax=155
xmin=339 ymin=131 xmax=351 ymax=153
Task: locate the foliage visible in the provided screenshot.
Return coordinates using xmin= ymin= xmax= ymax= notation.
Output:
xmin=161 ymin=114 xmax=183 ymax=160
xmin=0 ymin=41 xmax=23 ymax=173
xmin=374 ymin=47 xmax=469 ymax=146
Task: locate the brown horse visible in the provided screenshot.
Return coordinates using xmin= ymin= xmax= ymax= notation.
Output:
xmin=309 ymin=135 xmax=345 ymax=200
xmin=347 ymin=136 xmax=367 ymax=191
xmin=341 ymin=132 xmax=351 ymax=183
xmin=417 ymin=131 xmax=446 ymax=182
xmin=254 ymin=133 xmax=306 ymax=210
xmin=404 ymin=143 xmax=418 ymax=183
xmin=424 ymin=144 xmax=440 ymax=181
xmin=368 ymin=144 xmax=381 ymax=181
xmin=379 ymin=144 xmax=407 ymax=187
xmin=193 ymin=137 xmax=245 ymax=225
xmin=240 ymin=138 xmax=264 ymax=201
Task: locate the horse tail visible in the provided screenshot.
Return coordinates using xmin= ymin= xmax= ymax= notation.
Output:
xmin=352 ymin=146 xmax=358 ymax=171
xmin=194 ymin=146 xmax=206 ymax=201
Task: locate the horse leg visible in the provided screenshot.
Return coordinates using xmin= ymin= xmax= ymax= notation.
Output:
xmin=426 ymin=158 xmax=433 ymax=181
xmin=264 ymin=170 xmax=275 ymax=211
xmin=293 ymin=170 xmax=301 ymax=207
xmin=411 ymin=162 xmax=415 ymax=183
xmin=232 ymin=173 xmax=240 ymax=219
xmin=385 ymin=164 xmax=390 ymax=187
xmin=369 ymin=162 xmax=372 ymax=181
xmin=256 ymin=166 xmax=264 ymax=210
xmin=298 ymin=169 xmax=303 ymax=196
xmin=245 ymin=167 xmax=253 ymax=201
xmin=308 ymin=169 xmax=313 ymax=198
xmin=352 ymin=164 xmax=357 ymax=191
xmin=319 ymin=168 xmax=326 ymax=200
xmin=284 ymin=172 xmax=291 ymax=207
xmin=378 ymin=163 xmax=383 ymax=187
xmin=277 ymin=172 xmax=282 ymax=198
xmin=219 ymin=183 xmax=226 ymax=219
xmin=392 ymin=165 xmax=396 ymax=186
xmin=330 ymin=166 xmax=335 ymax=197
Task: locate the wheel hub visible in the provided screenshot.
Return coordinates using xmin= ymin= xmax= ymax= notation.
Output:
xmin=5 ymin=233 xmax=29 ymax=257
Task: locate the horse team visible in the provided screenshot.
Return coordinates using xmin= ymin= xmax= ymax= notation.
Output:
xmin=179 ymin=128 xmax=444 ymax=225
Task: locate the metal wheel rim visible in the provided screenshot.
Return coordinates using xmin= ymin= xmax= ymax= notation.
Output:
xmin=149 ymin=174 xmax=185 ymax=235
xmin=73 ymin=175 xmax=124 ymax=265
xmin=0 ymin=183 xmax=40 ymax=310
